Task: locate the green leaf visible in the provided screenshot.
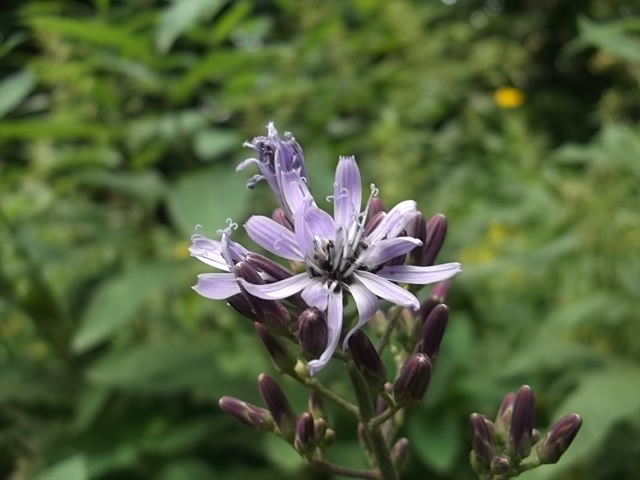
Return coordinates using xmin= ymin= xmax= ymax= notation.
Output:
xmin=167 ymin=165 xmax=251 ymax=237
xmin=545 ymin=364 xmax=640 ymax=470
xmin=578 ymin=17 xmax=640 ymax=63
xmin=156 ymin=0 xmax=228 ymax=54
xmin=192 ymin=128 xmax=242 ymax=161
xmin=86 ymin=335 xmax=257 ymax=394
xmin=0 ymin=70 xmax=36 ymax=119
xmin=409 ymin=411 xmax=461 ymax=474
xmin=34 ymin=455 xmax=87 ymax=480
xmin=26 ymin=16 xmax=153 ymax=62
xmin=73 ymin=262 xmax=187 ymax=352
xmin=156 ymin=459 xmax=217 ymax=480
xmin=263 ymin=435 xmax=304 ymax=473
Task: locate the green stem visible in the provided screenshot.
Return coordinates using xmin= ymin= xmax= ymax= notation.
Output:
xmin=311 ymin=458 xmax=380 ymax=479
xmin=369 ymin=405 xmax=401 ymax=430
xmin=292 ymin=372 xmax=359 ymax=417
xmin=376 ymin=307 xmax=402 ymax=354
xmin=348 ymin=363 xmax=399 ymax=480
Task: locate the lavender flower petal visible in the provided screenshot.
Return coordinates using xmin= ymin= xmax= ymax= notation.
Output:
xmin=304 ymin=205 xmax=336 ymax=240
xmin=355 ymin=271 xmax=420 ymax=309
xmin=361 ymin=237 xmax=423 ymax=267
xmin=239 ymin=273 xmax=311 ymax=300
xmin=334 ymin=156 xmax=362 ymax=227
xmin=308 ymin=289 xmax=343 ymax=376
xmin=301 ymin=279 xmax=330 ymax=311
xmin=193 ymin=273 xmax=241 ymax=299
xmin=280 ymin=170 xmax=312 ymax=217
xmin=342 ymin=278 xmax=380 ymax=349
xmin=189 ymin=234 xmax=229 ymax=271
xmin=245 ymin=216 xmax=303 ymax=261
xmin=377 ymin=263 xmax=462 ymax=284
xmin=366 ymin=200 xmax=418 ymax=244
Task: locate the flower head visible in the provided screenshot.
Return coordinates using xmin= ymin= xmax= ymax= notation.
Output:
xmin=239 ymin=156 xmax=461 ymax=374
xmin=237 ymin=122 xmax=308 ymax=219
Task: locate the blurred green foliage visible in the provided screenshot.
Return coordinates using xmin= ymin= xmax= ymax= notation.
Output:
xmin=1 ymin=0 xmax=640 ymax=479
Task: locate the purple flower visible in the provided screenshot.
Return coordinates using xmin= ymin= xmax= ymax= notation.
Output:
xmin=238 ymin=156 xmax=461 ymax=374
xmin=189 ymin=220 xmax=248 ymax=300
xmin=237 ymin=122 xmax=308 ymax=219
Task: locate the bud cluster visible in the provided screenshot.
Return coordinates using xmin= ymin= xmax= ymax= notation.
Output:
xmin=469 ymin=386 xmax=583 ymax=479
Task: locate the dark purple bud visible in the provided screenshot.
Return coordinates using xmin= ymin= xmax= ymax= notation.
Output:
xmin=424 ymin=214 xmax=447 ymax=266
xmin=219 ymin=396 xmax=274 ymax=432
xmin=364 ymin=211 xmax=385 ymax=236
xmin=418 ymin=304 xmax=449 ymax=361
xmin=391 ymin=437 xmax=410 ymax=471
xmin=393 ymin=353 xmax=432 ymax=406
xmin=294 ymin=412 xmax=316 ymax=455
xmin=257 ymin=374 xmax=297 ymax=441
xmin=509 ymin=385 xmax=535 ymax=459
xmin=254 ymin=323 xmax=297 ymax=374
xmin=369 ymin=197 xmax=387 ymax=218
xmin=246 ymin=252 xmax=294 ymax=282
xmin=536 ymin=414 xmax=582 ymax=464
xmin=431 ymin=280 xmax=451 ymax=302
xmin=495 ymin=392 xmax=515 ymax=438
xmin=227 ymin=293 xmax=259 ymax=322
xmin=297 ymin=308 xmax=328 ymax=359
xmin=469 ymin=413 xmax=496 ymax=467
xmin=490 ymin=456 xmax=511 ymax=475
xmin=349 ymin=330 xmax=387 ymax=390
xmin=273 ymin=208 xmax=294 ymax=231
xmin=406 ymin=213 xmax=428 ymax=266
xmin=235 ymin=262 xmax=291 ymax=333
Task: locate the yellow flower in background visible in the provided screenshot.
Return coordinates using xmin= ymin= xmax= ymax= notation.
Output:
xmin=494 ymin=87 xmax=524 ymax=108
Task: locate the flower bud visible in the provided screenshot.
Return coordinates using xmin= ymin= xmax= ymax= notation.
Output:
xmin=469 ymin=413 xmax=496 ymax=467
xmin=308 ymin=390 xmax=325 ymax=420
xmin=297 ymin=308 xmax=328 ymax=359
xmin=391 ymin=437 xmax=410 ymax=471
xmin=314 ymin=418 xmax=327 ymax=441
xmin=531 ymin=428 xmax=541 ymax=445
xmin=254 ymin=323 xmax=297 ymax=374
xmin=495 ymin=392 xmax=515 ymax=438
xmin=393 ymin=353 xmax=432 ymax=406
xmin=294 ymin=412 xmax=316 ymax=455
xmin=321 ymin=428 xmax=336 ymax=448
xmin=536 ymin=414 xmax=582 ymax=464
xmin=349 ymin=330 xmax=387 ymax=390
xmin=257 ymin=374 xmax=297 ymax=441
xmin=219 ymin=396 xmax=274 ymax=432
xmin=424 ymin=214 xmax=447 ymax=266
xmin=272 ymin=208 xmax=294 ymax=231
xmin=246 ymin=252 xmax=294 ymax=282
xmin=418 ymin=304 xmax=449 ymax=361
xmin=508 ymin=385 xmax=535 ymax=459
xmin=490 ymin=455 xmax=511 ymax=475
xmin=227 ymin=293 xmax=259 ymax=322
xmin=235 ymin=262 xmax=291 ymax=333
xmin=364 ymin=211 xmax=385 ymax=236
xmin=406 ymin=213 xmax=427 ymax=266
xmin=368 ymin=197 xmax=386 ymax=218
